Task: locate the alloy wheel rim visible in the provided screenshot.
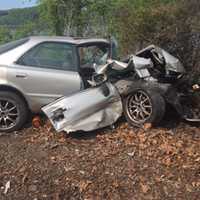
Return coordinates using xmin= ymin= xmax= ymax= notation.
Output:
xmin=126 ymin=91 xmax=153 ymax=124
xmin=0 ymin=99 xmax=19 ymax=130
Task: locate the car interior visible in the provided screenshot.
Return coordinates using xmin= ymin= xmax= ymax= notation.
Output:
xmin=78 ymin=43 xmax=110 ymax=87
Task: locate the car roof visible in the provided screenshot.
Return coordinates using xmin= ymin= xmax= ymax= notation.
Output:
xmin=29 ymin=36 xmax=110 ymax=45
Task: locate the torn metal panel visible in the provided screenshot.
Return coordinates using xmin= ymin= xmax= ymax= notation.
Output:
xmin=42 ymin=82 xmax=122 ymax=133
xmin=136 ymin=45 xmax=185 ymax=74
xmin=131 ymin=55 xmax=152 ymax=78
xmin=161 ymin=49 xmax=186 ymax=74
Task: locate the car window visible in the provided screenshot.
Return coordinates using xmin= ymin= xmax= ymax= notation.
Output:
xmin=79 ymin=44 xmax=109 ymax=69
xmin=0 ymin=38 xmax=29 ymax=55
xmin=18 ymin=42 xmax=77 ymax=71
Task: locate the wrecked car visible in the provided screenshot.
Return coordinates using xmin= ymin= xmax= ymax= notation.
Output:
xmin=42 ymin=44 xmax=200 ymax=133
xmin=0 ymin=36 xmax=199 ymax=133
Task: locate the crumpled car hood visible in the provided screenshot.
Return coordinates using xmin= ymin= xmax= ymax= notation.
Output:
xmin=42 ymin=82 xmax=123 ymax=133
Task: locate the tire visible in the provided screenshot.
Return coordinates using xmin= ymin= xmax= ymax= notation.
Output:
xmin=0 ymin=91 xmax=29 ymax=132
xmin=123 ymin=89 xmax=165 ymax=127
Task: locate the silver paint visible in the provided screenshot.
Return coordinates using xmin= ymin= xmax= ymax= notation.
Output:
xmin=42 ymin=82 xmax=122 ymax=133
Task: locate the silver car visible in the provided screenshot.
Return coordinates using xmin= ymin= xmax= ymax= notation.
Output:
xmin=0 ymin=36 xmax=111 ymax=132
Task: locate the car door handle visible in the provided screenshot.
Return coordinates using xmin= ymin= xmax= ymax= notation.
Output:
xmin=16 ymin=74 xmax=27 ymax=78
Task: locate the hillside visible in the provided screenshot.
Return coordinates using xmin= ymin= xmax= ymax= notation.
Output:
xmin=0 ymin=10 xmax=8 ymax=17
xmin=0 ymin=7 xmax=39 ymax=28
xmin=0 ymin=6 xmax=48 ymax=44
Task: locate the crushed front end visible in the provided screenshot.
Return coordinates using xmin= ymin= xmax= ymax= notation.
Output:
xmin=134 ymin=45 xmax=200 ymax=122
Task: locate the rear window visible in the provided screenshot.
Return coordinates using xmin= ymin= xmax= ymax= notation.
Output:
xmin=0 ymin=38 xmax=29 ymax=55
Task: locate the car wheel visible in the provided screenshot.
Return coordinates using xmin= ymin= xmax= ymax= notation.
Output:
xmin=0 ymin=91 xmax=28 ymax=132
xmin=123 ymin=89 xmax=165 ymax=126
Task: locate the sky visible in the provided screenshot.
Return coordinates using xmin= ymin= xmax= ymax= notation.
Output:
xmin=0 ymin=0 xmax=37 ymax=10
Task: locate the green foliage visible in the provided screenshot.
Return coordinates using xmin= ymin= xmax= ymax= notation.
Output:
xmin=0 ymin=27 xmax=11 ymax=44
xmin=39 ymin=0 xmax=87 ymax=36
xmin=14 ymin=22 xmax=36 ymax=40
xmin=38 ymin=0 xmax=116 ymax=36
xmin=0 ymin=7 xmax=38 ymax=27
xmin=0 ymin=6 xmax=47 ymax=44
xmin=111 ymin=0 xmax=200 ymax=71
xmin=108 ymin=0 xmax=178 ymax=52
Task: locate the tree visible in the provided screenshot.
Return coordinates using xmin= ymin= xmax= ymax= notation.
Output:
xmin=38 ymin=0 xmax=115 ymax=37
xmin=39 ymin=0 xmax=86 ymax=36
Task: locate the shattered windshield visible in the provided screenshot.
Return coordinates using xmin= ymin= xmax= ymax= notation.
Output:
xmin=79 ymin=44 xmax=109 ymax=68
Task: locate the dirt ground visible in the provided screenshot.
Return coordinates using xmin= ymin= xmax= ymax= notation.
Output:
xmin=0 ymin=117 xmax=200 ymax=200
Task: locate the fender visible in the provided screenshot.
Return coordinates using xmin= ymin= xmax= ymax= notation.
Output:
xmin=115 ymin=79 xmax=184 ymax=116
xmin=0 ymin=84 xmax=30 ymax=109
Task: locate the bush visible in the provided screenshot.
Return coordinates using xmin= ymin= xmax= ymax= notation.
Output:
xmin=112 ymin=0 xmax=200 ymax=73
xmin=0 ymin=27 xmax=11 ymax=44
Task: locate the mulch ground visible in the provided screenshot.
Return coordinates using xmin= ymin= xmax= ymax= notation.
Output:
xmin=0 ymin=118 xmax=200 ymax=200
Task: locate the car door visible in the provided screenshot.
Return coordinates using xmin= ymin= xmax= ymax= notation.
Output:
xmin=9 ymin=42 xmax=83 ymax=112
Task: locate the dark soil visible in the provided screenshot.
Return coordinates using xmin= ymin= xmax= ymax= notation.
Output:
xmin=0 ymin=118 xmax=200 ymax=200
